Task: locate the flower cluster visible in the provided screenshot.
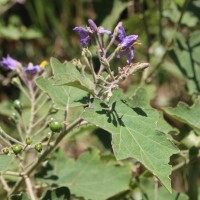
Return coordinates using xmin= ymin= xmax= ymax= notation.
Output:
xmin=73 ymin=19 xmax=139 ymax=64
xmin=0 ymin=55 xmax=45 ymax=82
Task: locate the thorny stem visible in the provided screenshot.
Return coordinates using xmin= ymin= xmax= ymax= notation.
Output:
xmin=9 ymin=117 xmax=83 ymax=196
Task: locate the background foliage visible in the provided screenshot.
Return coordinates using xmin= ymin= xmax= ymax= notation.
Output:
xmin=0 ymin=0 xmax=200 ymax=199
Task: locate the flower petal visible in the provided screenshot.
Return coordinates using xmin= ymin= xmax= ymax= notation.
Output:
xmin=116 ymin=22 xmax=126 ymax=43
xmin=120 ymin=35 xmax=138 ymax=49
xmin=98 ymin=29 xmax=112 ymax=35
xmin=0 ymin=55 xmax=20 ymax=70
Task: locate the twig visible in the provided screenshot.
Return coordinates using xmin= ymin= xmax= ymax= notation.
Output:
xmin=0 ymin=176 xmax=11 ymax=193
xmin=0 ymin=127 xmax=23 ymax=145
xmin=24 ymin=175 xmax=36 ymax=200
xmin=9 ymin=117 xmax=83 ymax=196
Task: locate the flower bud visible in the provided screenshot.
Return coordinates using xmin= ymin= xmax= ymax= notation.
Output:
xmin=2 ymin=147 xmax=9 ymax=155
xmin=88 ymin=19 xmax=98 ymax=31
xmin=26 ymin=137 xmax=32 ymax=145
xmin=12 ymin=145 xmax=23 ymax=155
xmin=10 ymin=112 xmax=18 ymax=121
xmin=13 ymin=99 xmax=22 ymax=114
xmin=11 ymin=77 xmax=20 ymax=86
xmin=35 ymin=143 xmax=42 ymax=153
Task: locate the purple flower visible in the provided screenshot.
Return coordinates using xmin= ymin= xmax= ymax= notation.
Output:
xmin=98 ymin=28 xmax=111 ymax=35
xmin=0 ymin=55 xmax=20 ymax=70
xmin=23 ymin=63 xmax=41 ymax=80
xmin=88 ymin=19 xmax=98 ymax=31
xmin=73 ymin=27 xmax=91 ymax=46
xmin=116 ymin=22 xmax=138 ymax=64
xmin=73 ymin=19 xmax=111 ymax=46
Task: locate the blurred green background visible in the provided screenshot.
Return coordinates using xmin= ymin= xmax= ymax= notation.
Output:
xmin=0 ymin=0 xmax=200 ymax=198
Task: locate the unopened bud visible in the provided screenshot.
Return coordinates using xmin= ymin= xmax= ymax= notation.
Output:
xmin=2 ymin=147 xmax=9 ymax=155
xmin=11 ymin=77 xmax=20 ymax=86
xmin=88 ymin=19 xmax=98 ymax=31
xmin=13 ymin=99 xmax=22 ymax=114
xmin=26 ymin=137 xmax=32 ymax=145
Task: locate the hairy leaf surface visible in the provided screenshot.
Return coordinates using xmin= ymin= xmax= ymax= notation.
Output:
xmin=39 ymin=150 xmax=131 ymax=200
xmin=83 ymin=98 xmax=178 ymax=192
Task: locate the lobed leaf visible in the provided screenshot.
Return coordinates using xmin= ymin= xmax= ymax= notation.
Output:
xmin=165 ymin=99 xmax=200 ymax=131
xmin=38 ymin=150 xmax=131 ymax=200
xmin=82 ymin=98 xmax=178 ymax=192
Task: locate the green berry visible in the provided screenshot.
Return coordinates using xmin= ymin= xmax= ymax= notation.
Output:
xmin=26 ymin=137 xmax=32 ymax=145
xmin=49 ymin=121 xmax=62 ymax=133
xmin=2 ymin=147 xmax=9 ymax=155
xmin=35 ymin=143 xmax=42 ymax=153
xmin=12 ymin=145 xmax=23 ymax=155
xmin=13 ymin=99 xmax=22 ymax=114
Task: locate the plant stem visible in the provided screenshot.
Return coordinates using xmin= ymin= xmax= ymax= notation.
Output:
xmin=0 ymin=127 xmax=23 ymax=145
xmin=27 ymin=83 xmax=36 ymax=136
xmin=9 ymin=118 xmax=83 ymax=196
xmin=1 ymin=171 xmax=21 ymax=177
xmin=0 ymin=176 xmax=11 ymax=193
xmin=24 ymin=175 xmax=36 ymax=200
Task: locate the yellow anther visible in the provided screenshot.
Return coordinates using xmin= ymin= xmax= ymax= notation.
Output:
xmin=40 ymin=60 xmax=48 ymax=68
xmin=133 ymin=41 xmax=141 ymax=46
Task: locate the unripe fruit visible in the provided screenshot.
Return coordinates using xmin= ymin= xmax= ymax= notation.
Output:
xmin=49 ymin=121 xmax=62 ymax=133
xmin=12 ymin=145 xmax=23 ymax=155
xmin=13 ymin=99 xmax=22 ymax=114
xmin=2 ymin=147 xmax=9 ymax=155
xmin=35 ymin=143 xmax=42 ymax=153
xmin=26 ymin=137 xmax=32 ymax=145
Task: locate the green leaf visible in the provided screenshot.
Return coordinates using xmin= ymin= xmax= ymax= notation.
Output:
xmin=82 ymin=99 xmax=178 ymax=192
xmin=126 ymin=87 xmax=150 ymax=108
xmin=0 ymin=155 xmax=14 ymax=172
xmin=41 ymin=187 xmax=70 ymax=200
xmin=165 ymin=99 xmax=200 ymax=131
xmin=156 ymin=113 xmax=179 ymax=135
xmin=39 ymin=150 xmax=131 ymax=200
xmin=36 ymin=77 xmax=88 ymax=110
xmin=101 ymin=0 xmax=128 ymax=30
xmin=50 ymin=58 xmax=95 ymax=95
